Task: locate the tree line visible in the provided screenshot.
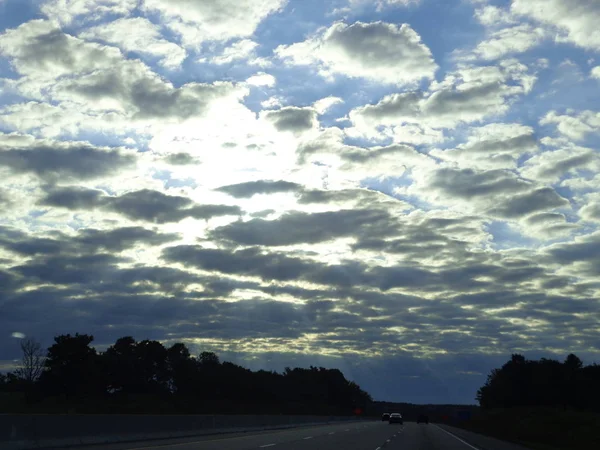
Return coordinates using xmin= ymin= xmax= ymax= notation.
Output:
xmin=0 ymin=334 xmax=372 ymax=415
xmin=476 ymin=353 xmax=600 ymax=411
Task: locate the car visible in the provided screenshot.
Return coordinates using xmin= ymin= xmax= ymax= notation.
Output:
xmin=388 ymin=413 xmax=403 ymax=424
xmin=381 ymin=412 xmax=390 ymax=421
xmin=417 ymin=414 xmax=429 ymax=424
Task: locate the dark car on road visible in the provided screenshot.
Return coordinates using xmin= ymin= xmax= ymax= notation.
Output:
xmin=381 ymin=412 xmax=390 ymax=421
xmin=388 ymin=413 xmax=403 ymax=424
xmin=417 ymin=414 xmax=429 ymax=424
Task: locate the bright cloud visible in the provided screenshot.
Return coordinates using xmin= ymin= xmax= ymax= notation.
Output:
xmin=80 ymin=17 xmax=187 ymax=69
xmin=512 ymin=0 xmax=600 ymax=51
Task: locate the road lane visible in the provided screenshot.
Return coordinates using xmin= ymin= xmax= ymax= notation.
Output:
xmin=59 ymin=421 xmax=531 ymax=450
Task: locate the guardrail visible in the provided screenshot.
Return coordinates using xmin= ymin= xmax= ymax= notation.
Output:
xmin=1 ymin=414 xmax=364 ymax=449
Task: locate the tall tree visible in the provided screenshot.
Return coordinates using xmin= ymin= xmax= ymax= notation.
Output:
xmin=39 ymin=333 xmax=102 ymax=399
xmin=14 ymin=338 xmax=46 ymax=385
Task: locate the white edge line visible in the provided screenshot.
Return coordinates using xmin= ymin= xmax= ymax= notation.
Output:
xmin=303 ymin=436 xmax=313 ymax=440
xmin=260 ymin=445 xmax=276 ymax=448
xmin=434 ymin=425 xmax=480 ymax=450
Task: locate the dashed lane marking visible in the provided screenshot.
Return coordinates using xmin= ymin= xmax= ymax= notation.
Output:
xmin=303 ymin=436 xmax=313 ymax=440
xmin=260 ymin=445 xmax=276 ymax=448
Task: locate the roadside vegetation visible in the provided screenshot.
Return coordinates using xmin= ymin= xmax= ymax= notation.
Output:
xmin=451 ymin=353 xmax=600 ymax=450
xmin=0 ymin=334 xmax=371 ymax=415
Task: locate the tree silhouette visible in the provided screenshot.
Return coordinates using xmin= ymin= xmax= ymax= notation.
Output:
xmin=39 ymin=333 xmax=102 ymax=399
xmin=14 ymin=338 xmax=46 ymax=385
xmin=8 ymin=332 xmax=373 ymax=415
xmin=477 ymin=353 xmax=600 ymax=412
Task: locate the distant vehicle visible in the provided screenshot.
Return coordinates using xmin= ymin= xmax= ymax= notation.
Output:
xmin=381 ymin=412 xmax=390 ymax=421
xmin=388 ymin=413 xmax=403 ymax=424
xmin=417 ymin=414 xmax=429 ymax=424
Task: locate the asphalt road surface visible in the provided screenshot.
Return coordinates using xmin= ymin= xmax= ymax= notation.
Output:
xmin=65 ymin=421 xmax=529 ymax=450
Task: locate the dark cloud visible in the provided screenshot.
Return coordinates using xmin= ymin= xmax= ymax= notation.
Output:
xmin=0 ymin=142 xmax=136 ymax=181
xmin=13 ymin=253 xmax=126 ymax=285
xmin=39 ymin=186 xmax=241 ymax=223
xmin=38 ymin=185 xmax=105 ymax=209
xmin=0 ymin=225 xmax=178 ymax=256
xmin=276 ymin=21 xmax=437 ymax=85
xmin=547 ymin=234 xmax=600 ymax=268
xmin=349 ymin=64 xmax=530 ymax=129
xmin=428 ymin=168 xmax=530 ymax=200
xmin=53 ymin=58 xmax=241 ymax=120
xmin=491 ymin=188 xmax=569 ymax=218
xmin=210 ymin=208 xmax=397 ymax=246
xmin=0 ymin=20 xmax=121 ymax=77
xmin=216 ymin=180 xmax=302 ymax=198
xmin=163 ymin=245 xmax=315 ymax=282
xmin=262 ymin=107 xmax=317 ymax=133
xmin=164 ymin=153 xmax=199 ymax=165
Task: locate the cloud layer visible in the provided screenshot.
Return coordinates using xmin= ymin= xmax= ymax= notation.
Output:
xmin=0 ymin=0 xmax=599 ymax=404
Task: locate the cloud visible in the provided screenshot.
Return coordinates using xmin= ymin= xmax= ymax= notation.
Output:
xmin=520 ymin=146 xmax=599 ymax=184
xmin=80 ymin=17 xmax=187 ymax=69
xmin=0 ymin=225 xmax=179 ymax=256
xmin=0 ymin=20 xmax=122 ymax=81
xmin=512 ymin=0 xmax=600 ymax=51
xmin=540 ymin=110 xmax=600 ymax=141
xmin=474 ymin=5 xmax=517 ymax=27
xmin=0 ymin=134 xmax=137 ymax=182
xmin=276 ymin=21 xmax=437 ymax=85
xmin=592 ymin=67 xmax=600 ymax=79
xmin=0 ymin=21 xmax=248 ymax=127
xmin=579 ymin=194 xmax=600 ymax=222
xmin=39 ymin=186 xmax=242 ymax=223
xmin=262 ymin=107 xmax=318 ymax=134
xmin=296 ymin=128 xmax=436 ymax=180
xmin=430 ymin=123 xmax=538 ymax=170
xmin=216 ymin=180 xmax=302 ymax=198
xmin=164 ymin=153 xmax=199 ymax=166
xmin=1 ymin=0 xmax=599 ymax=406
xmin=350 ymin=62 xmax=534 ymax=133
xmin=143 ymin=0 xmax=286 ymax=47
xmin=41 ymin=0 xmax=137 ymax=25
xmin=545 ymin=231 xmax=600 ymax=276
xmin=489 ymin=188 xmax=570 ymax=219
xmin=51 ymin=60 xmax=246 ymax=121
xmin=246 ymin=72 xmax=276 ymax=87
xmin=313 ymin=96 xmax=344 ymax=114
xmin=410 ymin=167 xmax=569 ymax=220
xmin=463 ymin=24 xmax=547 ymax=61
xmin=208 ymin=39 xmax=259 ymax=65
xmin=210 ymin=208 xmax=398 ymax=246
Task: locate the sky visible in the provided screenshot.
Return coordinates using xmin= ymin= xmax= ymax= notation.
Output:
xmin=0 ymin=0 xmax=599 ymax=405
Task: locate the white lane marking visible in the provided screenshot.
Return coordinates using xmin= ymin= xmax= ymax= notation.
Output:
xmin=345 ymin=429 xmax=350 ymax=431
xmin=376 ymin=447 xmax=381 ymax=450
xmin=434 ymin=425 xmax=480 ymax=450
xmin=328 ymin=432 xmax=335 ymax=435
xmin=260 ymin=445 xmax=276 ymax=448
xmin=303 ymin=436 xmax=313 ymax=440
xmin=386 ymin=439 xmax=391 ymax=443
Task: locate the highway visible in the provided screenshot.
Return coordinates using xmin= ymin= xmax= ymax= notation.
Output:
xmin=64 ymin=421 xmax=530 ymax=450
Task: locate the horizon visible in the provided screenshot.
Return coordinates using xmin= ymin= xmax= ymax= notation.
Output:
xmin=1 ymin=0 xmax=599 ymax=406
